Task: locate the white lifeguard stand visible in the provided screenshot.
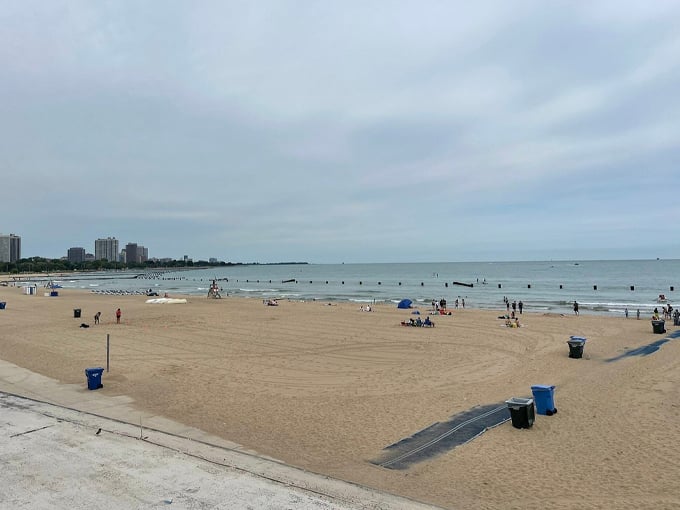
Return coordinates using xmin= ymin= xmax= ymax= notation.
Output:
xmin=207 ymin=280 xmax=222 ymax=299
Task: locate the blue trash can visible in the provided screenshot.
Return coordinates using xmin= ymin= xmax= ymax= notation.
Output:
xmin=0 ymin=302 xmax=6 ymax=310
xmin=85 ymin=367 xmax=104 ymax=390
xmin=531 ymin=385 xmax=557 ymax=415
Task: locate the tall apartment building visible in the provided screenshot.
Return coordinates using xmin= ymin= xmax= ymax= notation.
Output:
xmin=124 ymin=243 xmax=148 ymax=264
xmin=125 ymin=243 xmax=138 ymax=264
xmin=67 ymin=247 xmax=86 ymax=263
xmin=95 ymin=237 xmax=119 ymax=262
xmin=0 ymin=233 xmax=21 ymax=263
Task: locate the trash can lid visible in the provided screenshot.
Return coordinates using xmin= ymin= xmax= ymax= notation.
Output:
xmin=570 ymin=336 xmax=587 ymax=341
xmin=567 ymin=338 xmax=586 ymax=345
xmin=531 ymin=384 xmax=555 ymax=391
xmin=505 ymin=397 xmax=533 ymax=406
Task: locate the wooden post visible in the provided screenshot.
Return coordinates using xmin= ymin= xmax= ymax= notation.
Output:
xmin=106 ymin=334 xmax=110 ymax=372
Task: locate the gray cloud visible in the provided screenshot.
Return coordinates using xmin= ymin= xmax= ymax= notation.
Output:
xmin=1 ymin=1 xmax=679 ymax=262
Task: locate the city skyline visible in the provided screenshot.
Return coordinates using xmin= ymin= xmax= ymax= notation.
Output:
xmin=2 ymin=2 xmax=680 ymax=263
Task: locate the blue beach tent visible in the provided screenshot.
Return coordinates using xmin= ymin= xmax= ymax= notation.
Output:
xmin=397 ymin=299 xmax=413 ymax=309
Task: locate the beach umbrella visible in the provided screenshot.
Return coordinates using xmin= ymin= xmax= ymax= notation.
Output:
xmin=397 ymin=299 xmax=413 ymax=309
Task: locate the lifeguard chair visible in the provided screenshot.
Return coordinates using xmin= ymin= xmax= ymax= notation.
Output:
xmin=207 ymin=280 xmax=222 ymax=299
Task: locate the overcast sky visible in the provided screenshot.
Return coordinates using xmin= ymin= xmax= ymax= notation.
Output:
xmin=2 ymin=1 xmax=679 ymax=263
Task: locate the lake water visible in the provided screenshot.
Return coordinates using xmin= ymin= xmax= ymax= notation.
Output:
xmin=40 ymin=259 xmax=679 ymax=317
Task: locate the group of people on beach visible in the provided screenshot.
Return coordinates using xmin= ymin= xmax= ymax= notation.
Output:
xmin=84 ymin=308 xmax=119 ymax=326
xmin=652 ymin=304 xmax=674 ymax=321
xmin=430 ymin=297 xmax=465 ymax=313
xmin=503 ymin=297 xmax=523 ymax=315
xmin=401 ymin=316 xmax=435 ymax=327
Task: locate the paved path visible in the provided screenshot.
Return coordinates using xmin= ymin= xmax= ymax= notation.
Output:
xmin=0 ymin=360 xmax=441 ymax=509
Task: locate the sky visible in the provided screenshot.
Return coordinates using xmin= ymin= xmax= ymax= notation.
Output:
xmin=2 ymin=1 xmax=680 ymax=264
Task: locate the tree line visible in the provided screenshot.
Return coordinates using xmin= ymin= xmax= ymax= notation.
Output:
xmin=3 ymin=257 xmax=236 ymax=274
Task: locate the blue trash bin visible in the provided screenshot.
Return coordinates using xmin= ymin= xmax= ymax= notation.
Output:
xmin=85 ymin=367 xmax=104 ymax=390
xmin=531 ymin=385 xmax=557 ymax=415
xmin=0 ymin=302 xmax=6 ymax=310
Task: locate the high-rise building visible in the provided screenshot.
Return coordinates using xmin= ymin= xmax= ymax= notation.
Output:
xmin=123 ymin=243 xmax=148 ymax=264
xmin=125 ymin=243 xmax=138 ymax=264
xmin=95 ymin=237 xmax=119 ymax=262
xmin=67 ymin=247 xmax=86 ymax=263
xmin=0 ymin=233 xmax=21 ymax=263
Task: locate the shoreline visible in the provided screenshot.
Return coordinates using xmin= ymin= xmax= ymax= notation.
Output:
xmin=1 ymin=285 xmax=679 ymax=508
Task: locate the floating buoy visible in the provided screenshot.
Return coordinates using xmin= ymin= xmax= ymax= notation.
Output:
xmin=421 ymin=282 xmax=424 ymax=286
xmin=325 ymin=281 xmax=328 ymax=284
xmin=593 ymin=285 xmax=597 ymax=290
xmin=309 ymin=280 xmax=312 ymax=284
xmin=359 ymin=281 xmax=362 ymax=285
xmin=498 ymin=284 xmax=501 ymax=288
xmin=398 ymin=282 xmax=401 ymax=286
xmin=378 ymin=282 xmax=381 ymax=285
xmin=528 ymin=284 xmax=531 ymax=288
xmin=630 ymin=285 xmax=634 ymax=291
xmin=671 ymin=286 xmax=674 ymax=292
xmin=559 ymin=284 xmax=563 ymax=289
xmin=445 ymin=282 xmax=448 ymax=287
xmin=342 ymin=281 xmax=344 ymax=285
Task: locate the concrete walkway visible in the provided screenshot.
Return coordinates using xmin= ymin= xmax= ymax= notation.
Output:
xmin=0 ymin=360 xmax=442 ymax=509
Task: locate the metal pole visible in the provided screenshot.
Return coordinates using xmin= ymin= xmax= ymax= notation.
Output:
xmin=106 ymin=334 xmax=110 ymax=372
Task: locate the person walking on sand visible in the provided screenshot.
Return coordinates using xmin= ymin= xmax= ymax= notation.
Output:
xmin=115 ymin=308 xmax=121 ymax=324
xmin=518 ymin=301 xmax=523 ymax=314
xmin=573 ymin=301 xmax=579 ymax=316
xmin=94 ymin=312 xmax=101 ymax=325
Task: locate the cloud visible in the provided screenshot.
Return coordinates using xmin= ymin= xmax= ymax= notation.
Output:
xmin=1 ymin=1 xmax=680 ymax=262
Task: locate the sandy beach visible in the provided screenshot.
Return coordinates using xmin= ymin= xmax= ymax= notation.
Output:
xmin=1 ymin=285 xmax=679 ymax=509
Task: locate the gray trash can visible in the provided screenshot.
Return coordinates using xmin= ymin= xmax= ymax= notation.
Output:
xmin=567 ymin=336 xmax=586 ymax=358
xmin=505 ymin=397 xmax=535 ymax=429
xmin=652 ymin=320 xmax=665 ymax=334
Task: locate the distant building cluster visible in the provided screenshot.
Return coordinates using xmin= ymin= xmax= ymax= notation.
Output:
xmin=73 ymin=237 xmax=150 ymax=264
xmin=3 ymin=231 xmax=220 ymax=265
